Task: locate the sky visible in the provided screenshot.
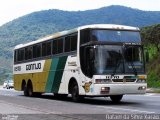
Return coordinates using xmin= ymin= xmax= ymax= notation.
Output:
xmin=0 ymin=0 xmax=160 ymax=26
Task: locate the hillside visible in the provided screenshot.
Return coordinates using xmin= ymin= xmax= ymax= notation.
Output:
xmin=0 ymin=5 xmax=160 ymax=83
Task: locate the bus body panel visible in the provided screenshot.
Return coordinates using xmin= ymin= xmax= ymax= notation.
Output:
xmin=14 ymin=57 xmax=68 ymax=93
xmin=93 ymin=83 xmax=147 ymax=95
xmin=14 ymin=55 xmax=87 ymax=94
xmin=13 ymin=24 xmax=147 ymax=99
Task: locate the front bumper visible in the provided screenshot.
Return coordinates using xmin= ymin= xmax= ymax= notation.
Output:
xmin=85 ymin=83 xmax=147 ymax=96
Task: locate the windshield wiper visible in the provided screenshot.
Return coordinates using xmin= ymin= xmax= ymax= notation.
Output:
xmin=111 ymin=59 xmax=121 ymax=77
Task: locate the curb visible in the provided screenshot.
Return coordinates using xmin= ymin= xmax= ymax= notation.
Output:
xmin=146 ymin=88 xmax=160 ymax=93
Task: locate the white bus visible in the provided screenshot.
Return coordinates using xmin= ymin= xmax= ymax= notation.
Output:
xmin=13 ymin=24 xmax=147 ymax=102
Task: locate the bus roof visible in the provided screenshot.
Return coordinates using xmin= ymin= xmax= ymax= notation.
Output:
xmin=14 ymin=24 xmax=139 ymax=50
xmin=79 ymin=24 xmax=139 ymax=31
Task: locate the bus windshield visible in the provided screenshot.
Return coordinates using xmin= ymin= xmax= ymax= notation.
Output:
xmin=94 ymin=45 xmax=145 ymax=75
xmin=94 ymin=45 xmax=123 ymax=74
xmin=91 ymin=29 xmax=141 ymax=43
xmin=124 ymin=45 xmax=145 ymax=74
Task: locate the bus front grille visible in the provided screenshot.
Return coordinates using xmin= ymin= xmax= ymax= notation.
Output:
xmin=112 ymin=79 xmax=136 ymax=82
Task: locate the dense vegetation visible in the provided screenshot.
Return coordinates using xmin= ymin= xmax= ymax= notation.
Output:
xmin=0 ymin=5 xmax=160 ymax=86
xmin=141 ymin=24 xmax=160 ymax=88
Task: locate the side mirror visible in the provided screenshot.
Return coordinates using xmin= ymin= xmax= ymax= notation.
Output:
xmin=145 ymin=51 xmax=149 ymax=63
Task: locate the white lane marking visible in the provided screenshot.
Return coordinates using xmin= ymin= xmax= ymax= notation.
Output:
xmin=97 ymin=106 xmax=155 ymax=114
xmin=145 ymin=93 xmax=155 ymax=96
xmin=130 ymin=94 xmax=160 ymax=98
xmin=0 ymin=100 xmax=61 ymax=114
xmin=145 ymin=94 xmax=160 ymax=97
xmin=124 ymin=94 xmax=160 ymax=98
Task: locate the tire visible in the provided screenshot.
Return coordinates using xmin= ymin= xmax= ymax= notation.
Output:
xmin=28 ymin=83 xmax=34 ymax=97
xmin=71 ymin=83 xmax=83 ymax=102
xmin=24 ymin=86 xmax=29 ymax=96
xmin=110 ymin=95 xmax=123 ymax=103
xmin=22 ymin=81 xmax=28 ymax=96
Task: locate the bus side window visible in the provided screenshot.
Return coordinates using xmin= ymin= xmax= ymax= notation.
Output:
xmin=36 ymin=44 xmax=41 ymax=58
xmin=14 ymin=50 xmax=17 ymax=63
xmin=18 ymin=49 xmax=24 ymax=61
xmin=71 ymin=34 xmax=77 ymax=51
xmin=28 ymin=47 xmax=33 ymax=59
xmin=33 ymin=44 xmax=41 ymax=58
xmin=17 ymin=50 xmax=21 ymax=61
xmin=65 ymin=36 xmax=71 ymax=52
xmin=25 ymin=47 xmax=32 ymax=60
xmin=46 ymin=42 xmax=51 ymax=56
xmin=42 ymin=43 xmax=47 ymax=56
xmin=57 ymin=38 xmax=64 ymax=54
xmin=80 ymin=29 xmax=90 ymax=45
xmin=52 ymin=40 xmax=58 ymax=55
xmin=25 ymin=48 xmax=27 ymax=60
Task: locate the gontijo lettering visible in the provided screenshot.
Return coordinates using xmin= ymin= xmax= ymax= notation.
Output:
xmin=26 ymin=63 xmax=41 ymax=70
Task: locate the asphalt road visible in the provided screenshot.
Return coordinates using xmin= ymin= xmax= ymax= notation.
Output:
xmin=0 ymin=87 xmax=160 ymax=120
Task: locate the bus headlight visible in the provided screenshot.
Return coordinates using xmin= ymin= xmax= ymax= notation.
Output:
xmin=137 ymin=79 xmax=146 ymax=83
xmin=138 ymin=86 xmax=146 ymax=90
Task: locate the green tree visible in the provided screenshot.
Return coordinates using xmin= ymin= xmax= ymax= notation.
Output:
xmin=150 ymin=24 xmax=160 ymax=52
xmin=141 ymin=24 xmax=160 ymax=53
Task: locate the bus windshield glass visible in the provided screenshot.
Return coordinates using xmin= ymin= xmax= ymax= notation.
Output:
xmin=124 ymin=45 xmax=145 ymax=74
xmin=94 ymin=45 xmax=145 ymax=75
xmin=91 ymin=29 xmax=141 ymax=43
xmin=94 ymin=45 xmax=123 ymax=74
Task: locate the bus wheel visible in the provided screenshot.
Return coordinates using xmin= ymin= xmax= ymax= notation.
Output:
xmin=71 ymin=83 xmax=81 ymax=102
xmin=22 ymin=81 xmax=28 ymax=96
xmin=28 ymin=82 xmax=34 ymax=97
xmin=24 ymin=86 xmax=29 ymax=96
xmin=110 ymin=95 xmax=123 ymax=103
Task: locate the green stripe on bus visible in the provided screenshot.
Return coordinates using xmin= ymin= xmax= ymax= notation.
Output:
xmin=45 ymin=56 xmax=68 ymax=93
xmin=45 ymin=58 xmax=59 ymax=93
xmin=52 ymin=56 xmax=68 ymax=93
